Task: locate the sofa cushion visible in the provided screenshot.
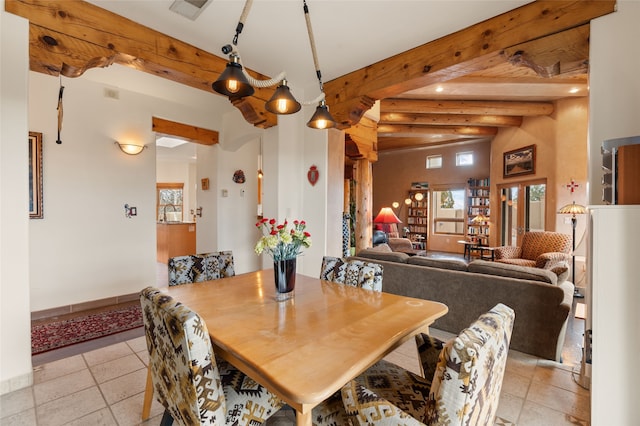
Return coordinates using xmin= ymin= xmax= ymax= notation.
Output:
xmin=407 ymin=256 xmax=468 ymax=272
xmin=468 ymin=260 xmax=557 ymax=285
xmin=356 ymin=249 xmax=410 ymax=264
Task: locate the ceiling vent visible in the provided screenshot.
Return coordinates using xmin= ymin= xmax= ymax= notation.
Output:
xmin=169 ymin=0 xmax=211 ymax=21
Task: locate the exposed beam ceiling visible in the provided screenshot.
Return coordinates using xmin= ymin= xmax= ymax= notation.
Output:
xmin=5 ymin=0 xmax=616 ymax=155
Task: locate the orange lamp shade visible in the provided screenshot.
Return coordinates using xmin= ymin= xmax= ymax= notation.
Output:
xmin=373 ymin=207 xmax=402 ymax=224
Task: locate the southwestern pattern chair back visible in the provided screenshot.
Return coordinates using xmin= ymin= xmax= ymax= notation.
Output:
xmin=494 ymin=231 xmax=571 ymax=269
xmin=139 ymin=287 xmax=283 ymax=426
xmin=168 ymin=250 xmax=235 ymax=286
xmin=320 ymin=256 xmax=384 ymax=292
xmin=341 ymin=303 xmax=515 ymax=425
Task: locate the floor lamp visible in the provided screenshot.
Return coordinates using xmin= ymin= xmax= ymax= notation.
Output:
xmin=558 ymin=201 xmax=587 ymax=298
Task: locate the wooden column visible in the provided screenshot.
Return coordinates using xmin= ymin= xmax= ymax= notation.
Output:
xmin=354 ymin=159 xmax=373 ymax=254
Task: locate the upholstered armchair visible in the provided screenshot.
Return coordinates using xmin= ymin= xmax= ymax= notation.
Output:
xmin=340 ymin=303 xmax=515 ymax=425
xmin=139 ymin=287 xmax=283 ymax=425
xmin=320 ymin=256 xmax=384 ymax=292
xmin=494 ymin=231 xmax=572 ymax=269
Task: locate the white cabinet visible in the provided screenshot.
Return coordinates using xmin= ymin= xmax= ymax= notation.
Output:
xmin=588 ymin=205 xmax=640 ymax=425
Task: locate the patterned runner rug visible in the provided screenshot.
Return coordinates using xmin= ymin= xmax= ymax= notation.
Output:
xmin=31 ymin=303 xmax=143 ymax=354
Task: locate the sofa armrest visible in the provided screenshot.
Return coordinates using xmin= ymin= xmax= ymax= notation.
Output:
xmin=388 ymin=237 xmax=413 ymax=252
xmin=494 ymin=245 xmax=521 ymax=259
xmin=536 ymin=252 xmax=571 ymax=269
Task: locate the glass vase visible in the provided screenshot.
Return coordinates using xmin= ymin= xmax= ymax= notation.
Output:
xmin=273 ymin=257 xmax=296 ymax=301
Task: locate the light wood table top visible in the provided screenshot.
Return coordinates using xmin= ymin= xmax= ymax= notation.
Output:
xmin=165 ymin=269 xmax=448 ymax=426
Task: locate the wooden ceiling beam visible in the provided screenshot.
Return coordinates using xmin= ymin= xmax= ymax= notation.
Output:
xmin=381 ymin=99 xmax=554 ymax=116
xmin=152 ymin=117 xmax=218 ymax=145
xmin=379 ymin=112 xmax=522 ymax=127
xmin=5 ymin=0 xmax=278 ymax=129
xmin=324 ymin=0 xmax=615 ymax=127
xmin=377 ymin=124 xmax=498 ymax=136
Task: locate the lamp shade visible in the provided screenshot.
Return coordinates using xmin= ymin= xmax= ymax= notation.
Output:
xmin=558 ymin=201 xmax=587 ymax=216
xmin=212 ymin=54 xmax=255 ymax=98
xmin=373 ymin=207 xmax=402 ymax=224
xmin=115 ymin=141 xmax=146 ymax=155
xmin=265 ymin=80 xmax=301 ymax=114
xmin=307 ymin=100 xmax=337 ymax=129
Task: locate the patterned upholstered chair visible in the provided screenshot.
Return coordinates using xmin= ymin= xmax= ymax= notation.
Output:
xmin=494 ymin=231 xmax=571 ymax=269
xmin=139 ymin=287 xmax=283 ymax=425
xmin=320 ymin=256 xmax=384 ymax=292
xmin=168 ymin=250 xmax=235 ymax=286
xmin=340 ymin=303 xmax=515 ymax=426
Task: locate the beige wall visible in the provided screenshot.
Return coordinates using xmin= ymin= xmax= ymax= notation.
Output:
xmin=490 ymin=97 xmax=588 ymax=248
xmin=373 ymin=97 xmax=588 ymax=253
xmin=373 ymin=140 xmax=491 ymax=252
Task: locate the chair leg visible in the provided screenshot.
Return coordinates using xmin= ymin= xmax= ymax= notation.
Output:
xmin=160 ymin=409 xmax=174 ymax=426
xmin=142 ymin=365 xmax=153 ymax=420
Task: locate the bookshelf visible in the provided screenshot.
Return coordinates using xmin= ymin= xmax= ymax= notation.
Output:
xmin=466 ymin=178 xmax=490 ymax=245
xmin=406 ymin=190 xmax=428 ymax=249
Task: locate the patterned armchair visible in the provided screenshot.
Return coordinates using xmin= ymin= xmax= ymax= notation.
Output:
xmin=320 ymin=256 xmax=384 ymax=292
xmin=494 ymin=231 xmax=571 ymax=269
xmin=340 ymin=303 xmax=515 ymax=425
xmin=139 ymin=287 xmax=283 ymax=425
xmin=168 ymin=250 xmax=235 ymax=286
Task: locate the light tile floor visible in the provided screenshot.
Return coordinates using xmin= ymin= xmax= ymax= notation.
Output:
xmin=3 ymin=259 xmax=589 ymax=425
xmin=1 ymin=327 xmax=590 ymax=426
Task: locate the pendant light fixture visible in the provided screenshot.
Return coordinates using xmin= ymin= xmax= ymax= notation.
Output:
xmin=265 ymin=79 xmax=301 ymax=114
xmin=212 ymin=0 xmax=336 ymax=128
xmin=211 ymin=53 xmax=254 ymax=98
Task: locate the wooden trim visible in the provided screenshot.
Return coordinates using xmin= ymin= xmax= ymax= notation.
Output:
xmin=152 ymin=117 xmax=218 ymax=146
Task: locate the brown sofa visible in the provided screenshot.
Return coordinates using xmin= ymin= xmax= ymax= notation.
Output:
xmin=352 ymin=248 xmax=573 ymax=362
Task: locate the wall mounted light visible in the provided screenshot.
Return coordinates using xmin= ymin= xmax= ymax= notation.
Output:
xmin=115 ymin=141 xmax=146 ymax=155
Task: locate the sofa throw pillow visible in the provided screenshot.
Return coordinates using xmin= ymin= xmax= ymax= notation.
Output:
xmin=468 ymin=260 xmax=557 ymax=285
xmin=369 ymin=243 xmax=392 ymax=252
xmin=550 ymin=265 xmax=569 ymax=284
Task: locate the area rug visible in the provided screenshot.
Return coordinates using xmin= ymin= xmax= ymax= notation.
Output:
xmin=31 ymin=304 xmax=143 ymax=355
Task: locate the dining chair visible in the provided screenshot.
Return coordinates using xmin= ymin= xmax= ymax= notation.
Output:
xmin=319 ymin=256 xmax=384 ymax=292
xmin=168 ymin=250 xmax=235 ymax=286
xmin=340 ymin=303 xmax=515 ymax=425
xmin=146 ymin=251 xmax=235 ymax=419
xmin=139 ymin=286 xmax=283 ymax=425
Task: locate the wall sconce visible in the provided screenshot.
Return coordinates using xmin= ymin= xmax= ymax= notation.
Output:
xmin=115 ymin=141 xmax=146 ymax=155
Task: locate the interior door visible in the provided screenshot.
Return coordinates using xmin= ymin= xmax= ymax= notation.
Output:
xmin=499 ymin=180 xmax=546 ymax=246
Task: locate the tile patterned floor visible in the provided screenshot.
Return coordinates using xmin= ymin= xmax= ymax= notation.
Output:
xmin=2 ymin=258 xmax=590 ymax=425
xmin=1 ymin=326 xmax=590 ymax=426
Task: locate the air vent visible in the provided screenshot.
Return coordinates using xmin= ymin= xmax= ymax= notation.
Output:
xmin=169 ymin=0 xmax=211 ymax=20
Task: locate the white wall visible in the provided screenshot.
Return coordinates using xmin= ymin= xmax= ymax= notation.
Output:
xmin=589 ymin=2 xmax=640 ymax=424
xmin=0 ymin=5 xmax=33 ymax=394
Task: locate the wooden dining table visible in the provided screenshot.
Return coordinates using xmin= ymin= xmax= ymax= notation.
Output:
xmin=165 ymin=269 xmax=448 ymax=426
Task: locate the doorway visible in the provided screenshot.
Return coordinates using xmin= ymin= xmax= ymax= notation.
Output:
xmin=498 ymin=179 xmax=547 ymax=246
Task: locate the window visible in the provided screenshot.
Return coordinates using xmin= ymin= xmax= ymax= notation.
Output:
xmin=456 ymin=151 xmax=473 ymax=166
xmin=432 ymin=188 xmax=465 ymax=235
xmin=426 ymin=155 xmax=442 ymax=169
xmin=157 ymin=183 xmax=184 ymax=222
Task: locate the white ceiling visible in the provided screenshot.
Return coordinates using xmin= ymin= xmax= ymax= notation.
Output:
xmin=87 ymin=0 xmax=531 ymax=94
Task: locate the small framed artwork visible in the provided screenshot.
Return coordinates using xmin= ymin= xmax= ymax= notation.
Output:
xmin=29 ymin=131 xmax=44 ymax=219
xmin=201 ymin=178 xmax=210 ymax=190
xmin=503 ymin=144 xmax=536 ymax=178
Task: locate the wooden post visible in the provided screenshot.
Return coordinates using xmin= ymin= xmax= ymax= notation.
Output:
xmin=354 ymin=159 xmax=373 ymax=254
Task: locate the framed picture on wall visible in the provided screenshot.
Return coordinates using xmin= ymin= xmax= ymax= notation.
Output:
xmin=503 ymin=144 xmax=536 ymax=178
xmin=29 ymin=131 xmax=44 ymax=219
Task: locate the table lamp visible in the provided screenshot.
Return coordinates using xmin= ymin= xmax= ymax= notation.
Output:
xmin=373 ymin=207 xmax=402 ymax=237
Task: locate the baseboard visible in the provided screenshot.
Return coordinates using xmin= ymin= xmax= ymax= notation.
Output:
xmin=1 ymin=371 xmax=33 ymax=396
xmin=31 ymin=292 xmax=140 ymax=322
